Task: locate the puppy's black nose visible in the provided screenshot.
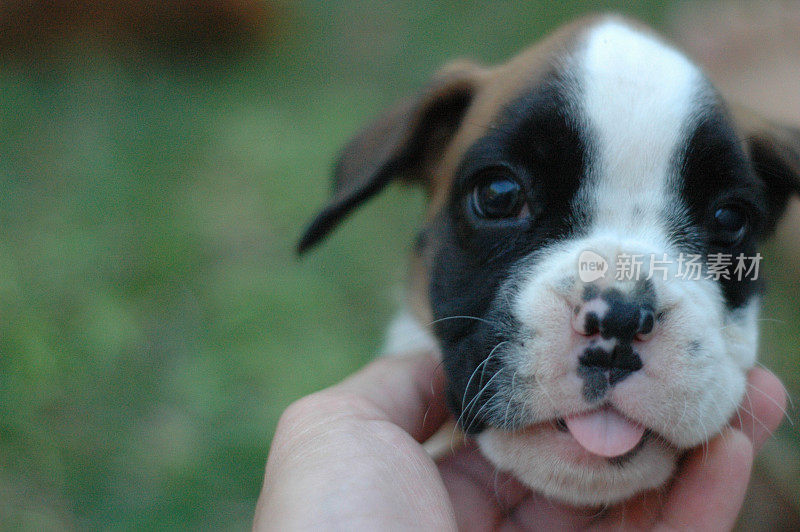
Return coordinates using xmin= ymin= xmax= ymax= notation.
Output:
xmin=597 ymin=299 xmax=655 ymax=342
xmin=572 ymin=287 xmax=656 ymax=342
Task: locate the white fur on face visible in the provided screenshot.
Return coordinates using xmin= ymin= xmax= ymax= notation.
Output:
xmin=577 ymin=20 xmax=706 ymax=243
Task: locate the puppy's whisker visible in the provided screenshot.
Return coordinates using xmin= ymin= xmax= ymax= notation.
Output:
xmin=448 ymin=420 xmax=462 ymax=453
xmin=459 ymin=343 xmax=503 ymax=412
xmin=464 ymin=368 xmax=506 ymax=426
xmin=428 ymin=315 xmax=493 ymax=327
xmin=480 ymin=341 xmax=508 ymax=385
xmin=708 ymin=376 xmax=734 ymax=421
xmin=746 ymin=379 xmax=795 ymax=423
xmin=421 ymin=403 xmax=432 ymax=433
xmin=742 ymin=383 xmax=787 ymax=435
xmin=465 ymin=384 xmax=505 ymax=434
xmin=694 ymin=404 xmax=711 ymax=464
xmin=733 ymin=397 xmax=745 ymax=433
xmin=534 ymin=373 xmax=560 ymax=418
xmin=428 ymin=358 xmax=446 ymax=397
xmin=451 ymin=348 xmax=505 ymax=448
xmin=752 ymin=361 xmax=796 ymax=412
xmin=675 ymin=395 xmax=689 ymax=432
xmin=754 ymin=317 xmax=787 ymax=324
xmin=491 ymin=467 xmax=503 ymax=506
xmin=735 ymin=396 xmax=773 ymax=436
xmin=502 ymin=371 xmax=518 ymax=429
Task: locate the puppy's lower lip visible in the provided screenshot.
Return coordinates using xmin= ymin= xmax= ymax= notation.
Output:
xmin=563 ymin=407 xmax=645 ymax=458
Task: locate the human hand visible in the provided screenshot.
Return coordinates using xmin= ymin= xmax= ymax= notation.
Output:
xmin=254 ymin=352 xmax=786 ymax=531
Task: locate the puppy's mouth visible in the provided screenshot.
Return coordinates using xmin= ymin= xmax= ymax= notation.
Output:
xmin=514 ymin=406 xmax=653 ymax=463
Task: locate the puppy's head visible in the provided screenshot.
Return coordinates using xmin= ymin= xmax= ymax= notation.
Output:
xmin=300 ymin=16 xmax=800 ymax=505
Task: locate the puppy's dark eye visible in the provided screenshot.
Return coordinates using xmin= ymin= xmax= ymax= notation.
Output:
xmin=470 ymin=169 xmax=527 ymax=220
xmin=711 ymin=204 xmax=748 ymax=245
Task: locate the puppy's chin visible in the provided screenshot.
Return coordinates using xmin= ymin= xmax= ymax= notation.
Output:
xmin=476 ymin=424 xmax=678 ymax=506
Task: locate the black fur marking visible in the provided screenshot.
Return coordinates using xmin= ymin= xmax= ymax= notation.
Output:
xmin=584 ymin=312 xmax=600 ymax=336
xmin=579 ymin=344 xmax=643 ymax=375
xmin=577 ymin=365 xmax=610 ymax=403
xmin=430 ymin=72 xmax=590 ymax=431
xmin=639 ymin=310 xmax=654 ymax=335
xmin=441 ymin=309 xmax=520 ymax=434
xmin=677 ymin=109 xmax=767 ymax=308
xmin=631 ymin=279 xmax=657 ymax=309
xmin=582 ymin=283 xmax=600 ymax=301
xmin=578 ymin=338 xmax=643 ymax=401
xmin=687 ymin=340 xmax=702 ymax=356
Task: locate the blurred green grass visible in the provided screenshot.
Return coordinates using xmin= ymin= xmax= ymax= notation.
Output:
xmin=0 ymin=1 xmax=796 ymax=529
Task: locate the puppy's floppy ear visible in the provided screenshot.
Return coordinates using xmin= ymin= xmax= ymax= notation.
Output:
xmin=733 ymin=106 xmax=800 ymax=235
xmin=297 ymin=60 xmax=484 ymax=253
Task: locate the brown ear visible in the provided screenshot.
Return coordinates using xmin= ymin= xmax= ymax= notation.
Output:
xmin=297 ymin=60 xmax=484 ymax=253
xmin=732 ymin=106 xmax=800 ymax=234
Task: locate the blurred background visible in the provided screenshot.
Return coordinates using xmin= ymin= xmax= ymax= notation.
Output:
xmin=0 ymin=1 xmax=797 ymax=529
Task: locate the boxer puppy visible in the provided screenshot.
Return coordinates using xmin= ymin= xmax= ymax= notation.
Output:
xmin=298 ymin=15 xmax=800 ymax=505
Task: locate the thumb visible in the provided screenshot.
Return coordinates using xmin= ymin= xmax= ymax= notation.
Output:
xmin=333 ymin=350 xmax=449 ymax=442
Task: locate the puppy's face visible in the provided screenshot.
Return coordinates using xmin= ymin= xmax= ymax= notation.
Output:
xmin=301 ymin=17 xmax=800 ymax=505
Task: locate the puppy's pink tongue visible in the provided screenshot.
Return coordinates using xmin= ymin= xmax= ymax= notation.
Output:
xmin=564 ymin=407 xmax=645 ymax=457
